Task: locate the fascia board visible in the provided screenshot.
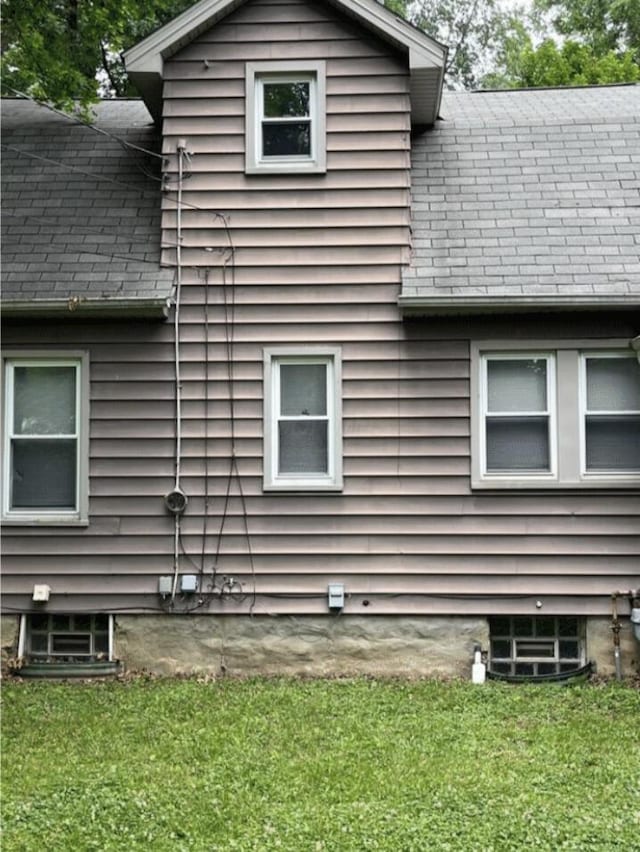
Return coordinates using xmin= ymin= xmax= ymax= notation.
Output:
xmin=124 ymin=0 xmax=446 ymax=75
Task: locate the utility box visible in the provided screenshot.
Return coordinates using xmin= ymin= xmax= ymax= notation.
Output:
xmin=158 ymin=576 xmax=173 ymax=596
xmin=328 ymin=583 xmax=345 ymax=610
xmin=180 ymin=574 xmax=198 ymax=594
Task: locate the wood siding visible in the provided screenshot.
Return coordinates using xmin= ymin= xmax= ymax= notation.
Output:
xmin=2 ymin=0 xmax=639 ymax=618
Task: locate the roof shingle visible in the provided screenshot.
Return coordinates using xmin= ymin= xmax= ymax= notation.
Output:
xmin=402 ymin=84 xmax=640 ymax=313
xmin=1 ymin=98 xmax=174 ymax=316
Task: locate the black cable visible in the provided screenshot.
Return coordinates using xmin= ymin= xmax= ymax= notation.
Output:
xmin=6 ymin=88 xmax=166 ymax=162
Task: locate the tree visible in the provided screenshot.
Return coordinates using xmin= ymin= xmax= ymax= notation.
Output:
xmin=0 ymin=0 xmax=192 ymax=114
xmin=407 ymin=0 xmax=513 ymax=89
xmin=483 ymin=33 xmax=640 ymax=88
xmin=535 ymin=0 xmax=640 ymax=63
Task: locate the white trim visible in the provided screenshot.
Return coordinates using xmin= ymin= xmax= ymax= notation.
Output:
xmin=264 ymin=346 xmax=343 ymax=491
xmin=246 ymin=61 xmax=326 ymax=174
xmin=123 ymin=0 xmax=446 ymax=126
xmin=579 ymin=351 xmax=640 ymax=481
xmin=471 ymin=340 xmax=640 ymax=490
xmin=1 ymin=351 xmax=90 ymax=525
xmin=479 ymin=352 xmax=557 ymax=483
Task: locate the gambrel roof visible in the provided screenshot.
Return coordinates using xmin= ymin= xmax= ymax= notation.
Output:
xmin=124 ymin=0 xmax=447 ymax=125
xmin=401 ymin=83 xmax=640 ymax=315
xmin=1 ymin=99 xmax=173 ymax=318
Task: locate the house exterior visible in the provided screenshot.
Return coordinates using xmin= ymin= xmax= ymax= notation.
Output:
xmin=2 ymin=0 xmax=639 ymax=678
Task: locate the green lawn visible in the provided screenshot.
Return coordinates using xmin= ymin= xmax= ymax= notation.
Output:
xmin=2 ymin=678 xmax=638 ymax=851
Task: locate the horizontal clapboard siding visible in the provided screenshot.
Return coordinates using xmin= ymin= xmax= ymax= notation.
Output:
xmin=2 ymin=0 xmax=639 ymax=618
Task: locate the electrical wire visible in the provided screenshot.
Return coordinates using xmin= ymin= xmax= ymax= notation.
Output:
xmin=6 ymin=88 xmax=166 ymax=162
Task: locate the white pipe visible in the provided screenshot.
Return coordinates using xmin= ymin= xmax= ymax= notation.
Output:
xmin=17 ymin=614 xmax=27 ymax=658
xmin=108 ymin=614 xmax=114 ymax=662
xmin=170 ymin=143 xmax=186 ymax=603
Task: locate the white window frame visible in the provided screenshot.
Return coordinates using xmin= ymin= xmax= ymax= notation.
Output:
xmin=2 ymin=351 xmax=89 ymax=524
xmin=471 ymin=339 xmax=640 ymax=489
xmin=264 ymin=347 xmax=342 ymax=491
xmin=245 ymin=60 xmax=326 ymax=174
xmin=579 ymin=351 xmax=640 ymax=481
xmin=479 ymin=352 xmax=557 ymax=482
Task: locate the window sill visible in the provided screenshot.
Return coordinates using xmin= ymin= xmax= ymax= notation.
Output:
xmin=264 ymin=482 xmax=343 ymax=493
xmin=472 ymin=477 xmax=640 ymax=490
xmin=246 ymin=162 xmax=326 ymax=175
xmin=1 ymin=514 xmax=89 ymax=527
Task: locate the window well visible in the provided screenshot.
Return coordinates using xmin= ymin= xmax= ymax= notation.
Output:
xmin=16 ymin=614 xmax=119 ymax=678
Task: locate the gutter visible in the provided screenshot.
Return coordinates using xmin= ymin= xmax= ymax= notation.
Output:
xmin=2 ymin=297 xmax=171 ymax=321
xmin=398 ymin=294 xmax=640 ymax=317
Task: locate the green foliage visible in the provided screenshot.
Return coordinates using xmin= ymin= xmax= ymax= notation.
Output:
xmin=536 ymin=0 xmax=640 ymax=63
xmin=484 ymin=30 xmax=640 ymax=88
xmin=2 ymin=679 xmax=639 ymax=850
xmin=0 ymin=0 xmax=193 ymax=114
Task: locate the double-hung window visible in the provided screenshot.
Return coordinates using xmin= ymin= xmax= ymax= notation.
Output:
xmin=2 ymin=353 xmax=89 ymax=523
xmin=246 ymin=61 xmax=326 ymax=174
xmin=581 ymin=353 xmax=640 ymax=474
xmin=471 ymin=340 xmax=640 ymax=488
xmin=264 ymin=348 xmax=342 ymax=490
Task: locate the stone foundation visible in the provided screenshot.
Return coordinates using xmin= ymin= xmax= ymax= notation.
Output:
xmin=586 ymin=617 xmax=639 ymax=678
xmin=3 ymin=613 xmax=637 ymax=679
xmin=1 ymin=615 xmax=19 ymax=671
xmin=115 ymin=615 xmax=489 ymax=678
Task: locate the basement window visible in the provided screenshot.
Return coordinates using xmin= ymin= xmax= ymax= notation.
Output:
xmin=26 ymin=614 xmax=111 ymax=663
xmin=489 ymin=616 xmax=585 ymax=676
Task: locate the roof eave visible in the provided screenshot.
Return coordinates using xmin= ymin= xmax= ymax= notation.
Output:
xmin=124 ymin=0 xmax=446 ymax=126
xmin=1 ymin=297 xmax=171 ymax=321
xmin=398 ymin=294 xmax=640 ymax=318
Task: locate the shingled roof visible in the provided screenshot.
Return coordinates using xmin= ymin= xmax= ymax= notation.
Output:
xmin=1 ymin=98 xmax=174 ymax=318
xmin=401 ymin=83 xmax=640 ymax=315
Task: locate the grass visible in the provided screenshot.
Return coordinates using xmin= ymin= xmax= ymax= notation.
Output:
xmin=1 ymin=678 xmax=639 ymax=851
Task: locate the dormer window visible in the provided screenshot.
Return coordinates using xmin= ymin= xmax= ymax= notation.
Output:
xmin=246 ymin=61 xmax=326 ymax=174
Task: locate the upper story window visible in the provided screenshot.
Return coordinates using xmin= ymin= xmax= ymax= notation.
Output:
xmin=2 ymin=352 xmax=89 ymax=524
xmin=471 ymin=340 xmax=640 ymax=489
xmin=246 ymin=61 xmax=326 ymax=174
xmin=264 ymin=347 xmax=342 ymax=491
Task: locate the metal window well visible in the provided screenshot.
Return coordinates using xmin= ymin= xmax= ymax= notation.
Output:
xmin=16 ymin=614 xmax=120 ymax=678
xmin=488 ymin=616 xmax=587 ymax=682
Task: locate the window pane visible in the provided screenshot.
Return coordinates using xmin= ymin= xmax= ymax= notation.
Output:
xmin=491 ymin=639 xmax=511 ymax=658
xmin=263 ymin=82 xmax=310 ymax=118
xmin=51 ymin=634 xmax=92 ymax=655
xmin=486 ymin=417 xmax=549 ymax=471
xmin=558 ymin=617 xmax=578 ymax=637
xmin=513 ymin=617 xmax=533 ymax=637
xmin=11 ymin=439 xmax=76 ymax=508
xmin=585 ymin=416 xmax=640 ymax=471
xmin=536 ymin=617 xmax=556 ymax=637
xmin=280 ymin=364 xmax=326 ymax=416
xmin=487 ymin=359 xmax=547 ymax=412
xmin=586 ymin=358 xmax=640 ymax=411
xmin=263 ymin=122 xmax=311 ymax=157
xmin=279 ymin=420 xmax=328 ymax=474
xmin=515 ymin=640 xmax=555 ymax=658
xmin=14 ymin=366 xmax=76 ymax=435
xmin=30 ymin=633 xmax=48 ymax=653
xmin=488 ymin=616 xmax=510 ymax=635
xmin=559 ymin=640 xmax=579 ymax=658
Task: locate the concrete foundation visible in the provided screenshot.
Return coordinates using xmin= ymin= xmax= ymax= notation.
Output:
xmin=115 ymin=615 xmax=489 ymax=678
